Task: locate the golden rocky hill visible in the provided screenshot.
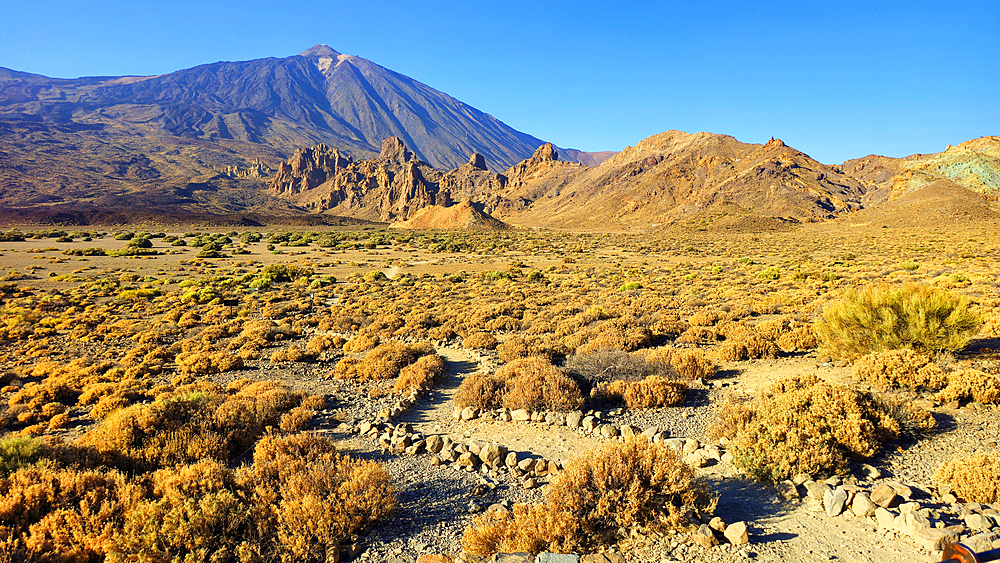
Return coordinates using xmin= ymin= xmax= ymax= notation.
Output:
xmin=391 ymin=201 xmax=510 ymax=231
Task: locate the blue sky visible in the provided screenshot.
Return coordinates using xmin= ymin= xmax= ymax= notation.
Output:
xmin=1 ymin=1 xmax=997 ymax=163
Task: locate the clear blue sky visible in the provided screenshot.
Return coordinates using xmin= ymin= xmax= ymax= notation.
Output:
xmin=2 ymin=1 xmax=997 ymax=164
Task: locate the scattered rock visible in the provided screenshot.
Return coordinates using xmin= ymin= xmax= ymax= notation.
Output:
xmin=523 ymin=477 xmax=538 ymax=490
xmin=824 ymin=486 xmax=849 ymax=517
xmin=894 ymin=511 xmax=931 ymax=536
xmin=851 ymin=492 xmax=877 ymax=518
xmin=461 ymin=406 xmax=480 ymax=421
xmin=692 ymin=524 xmax=718 ymax=547
xmin=912 ymin=528 xmax=958 ymax=551
xmin=511 ymin=409 xmax=531 ymax=422
xmin=871 ymin=483 xmax=901 ymax=508
xmin=966 ymin=513 xmax=995 ymax=532
xmin=875 ymin=507 xmax=897 ymax=530
xmin=566 ymin=411 xmax=583 ymax=428
xmin=426 ymin=434 xmax=444 ymax=454
xmin=724 ymin=521 xmax=749 ymax=545
xmin=582 ymin=416 xmax=597 ymax=432
xmin=776 ymin=480 xmax=799 ymax=501
xmin=536 ymin=554 xmax=580 ymax=563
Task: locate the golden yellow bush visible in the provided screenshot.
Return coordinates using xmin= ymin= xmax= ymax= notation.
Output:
xmin=934 ymin=453 xmax=1000 ymax=503
xmin=597 ymin=376 xmax=687 ymax=408
xmin=462 ymin=437 xmax=715 ymax=555
xmin=463 ymin=331 xmax=499 ymax=350
xmin=707 ymin=375 xmax=916 ymax=481
xmin=853 ymin=349 xmax=948 ymax=391
xmin=499 ymin=357 xmax=583 ymax=412
xmin=937 ymin=369 xmax=1000 ymax=404
xmin=454 ymin=371 xmax=507 ymax=410
xmin=669 ymin=350 xmax=716 ymax=380
xmin=394 ymin=354 xmax=446 ymax=392
xmin=343 ymin=330 xmax=380 ymax=353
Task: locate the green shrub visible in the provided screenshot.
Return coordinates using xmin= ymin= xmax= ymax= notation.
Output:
xmin=815 ymin=283 xmax=981 ymax=360
xmin=0 ymin=436 xmax=45 ymax=475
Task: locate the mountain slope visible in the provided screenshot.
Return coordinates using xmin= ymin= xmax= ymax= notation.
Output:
xmin=490 ymin=131 xmax=869 ymax=229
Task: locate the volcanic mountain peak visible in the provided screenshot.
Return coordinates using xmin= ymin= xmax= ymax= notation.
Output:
xmin=298 ymin=44 xmax=341 ymax=58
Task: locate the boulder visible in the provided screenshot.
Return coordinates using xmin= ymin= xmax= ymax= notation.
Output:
xmin=875 ymin=507 xmax=896 ymax=530
xmin=479 ymin=443 xmax=505 ymax=467
xmin=580 ymin=554 xmax=626 ymax=563
xmin=457 ymin=452 xmax=480 ymax=469
xmin=912 ymin=528 xmax=958 ymax=551
xmin=461 ymin=406 xmax=480 ymax=421
xmin=620 ymin=425 xmax=641 ymax=439
xmin=582 ymin=416 xmax=597 ymax=432
xmin=505 ymin=451 xmax=519 ymax=467
xmin=894 ymin=512 xmax=931 ymax=536
xmin=566 ymin=411 xmax=584 ymax=428
xmin=691 ymin=524 xmax=718 ymax=547
xmin=598 ymin=424 xmax=619 ymax=439
xmin=724 ymin=521 xmax=749 ymax=545
xmin=776 ymin=480 xmax=799 ymax=501
xmin=824 ymin=486 xmax=849 ymax=517
xmin=871 ymin=483 xmax=901 ymax=508
xmin=426 ymin=434 xmax=444 ymax=454
xmin=511 ymin=409 xmax=531 ymax=422
xmin=966 ymin=513 xmax=995 ymax=531
xmin=851 ymin=492 xmax=877 ymax=518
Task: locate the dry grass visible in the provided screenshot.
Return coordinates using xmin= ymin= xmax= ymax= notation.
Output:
xmin=815 ymin=283 xmax=981 ymax=360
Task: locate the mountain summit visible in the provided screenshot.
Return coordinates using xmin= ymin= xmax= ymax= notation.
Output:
xmin=0 ymin=45 xmax=554 ymax=172
xmin=298 ymin=44 xmax=341 ymax=58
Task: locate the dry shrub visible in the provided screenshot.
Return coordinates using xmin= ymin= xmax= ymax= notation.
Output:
xmin=676 ymin=326 xmax=716 ymax=345
xmin=707 ymin=374 xmax=924 ymax=481
xmin=307 ymin=333 xmax=344 ymax=352
xmin=454 ymin=371 xmax=507 ymax=410
xmin=937 ymin=369 xmax=1000 ymax=404
xmin=356 ymin=341 xmax=428 ymax=381
xmin=669 ymin=349 xmax=716 ymax=380
xmin=394 ymin=354 xmax=446 ymax=392
xmin=242 ymin=433 xmax=396 ymax=560
xmin=332 ymin=357 xmax=361 ymax=380
xmin=343 ymin=330 xmax=380 ymax=353
xmin=270 ymin=344 xmax=319 ymax=363
xmin=815 ymin=283 xmax=981 ymax=360
xmin=462 ymin=437 xmax=715 ymax=555
xmin=500 ymin=357 xmax=583 ymax=412
xmin=575 ymin=318 xmax=653 ymax=354
xmin=497 ymin=335 xmax=556 ymax=362
xmin=175 ymin=341 xmax=244 ymax=377
xmin=688 ymin=309 xmax=720 ymax=327
xmin=853 ymin=349 xmax=948 ymax=391
xmin=463 ymin=332 xmax=498 ymax=350
xmin=934 ymin=453 xmax=1000 ymax=503
xmin=597 ymin=376 xmax=687 ymax=409
xmin=776 ymin=325 xmax=818 ymax=352
xmin=719 ymin=333 xmax=778 ymax=362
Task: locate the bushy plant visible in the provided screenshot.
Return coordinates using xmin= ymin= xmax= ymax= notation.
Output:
xmin=463 ymin=332 xmax=499 ymax=350
xmin=934 ymin=453 xmax=1000 ymax=503
xmin=394 ymin=354 xmax=446 ymax=392
xmin=454 ymin=371 xmax=507 ymax=410
xmin=595 ymin=376 xmax=687 ymax=408
xmin=707 ymin=374 xmax=930 ymax=481
xmin=937 ymin=369 xmax=1000 ymax=404
xmin=499 ymin=357 xmax=584 ymax=412
xmin=815 ymin=283 xmax=981 ymax=360
xmin=853 ymin=349 xmax=948 ymax=391
xmin=462 ymin=437 xmax=715 ymax=554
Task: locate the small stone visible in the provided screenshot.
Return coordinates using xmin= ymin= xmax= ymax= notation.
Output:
xmin=457 ymin=452 xmax=480 ymax=469
xmin=523 ymin=477 xmax=538 ymax=489
xmin=479 ymin=443 xmax=505 ymax=467
xmin=358 ymin=420 xmax=373 ymax=434
xmin=776 ymin=480 xmax=799 ymax=501
xmin=860 ymin=463 xmax=881 ymax=480
xmin=640 ymin=427 xmax=659 ymax=441
xmin=683 ymin=439 xmax=700 ymax=453
xmin=709 ymin=516 xmax=726 ymax=532
xmin=599 ymin=424 xmax=620 ymax=439
xmin=544 ymin=412 xmax=559 ymax=425
xmin=792 ymin=473 xmax=812 ymax=486
xmin=692 ymin=524 xmax=718 ymax=547
xmin=912 ymin=528 xmax=958 ymax=551
xmin=804 ymin=481 xmax=830 ymax=500
xmin=894 ymin=511 xmax=930 ymax=536
xmin=518 ymin=458 xmax=536 ymax=472
xmin=535 ymin=554 xmax=580 ymax=563
xmin=511 ymin=409 xmax=531 ymax=421
xmin=426 ymin=434 xmax=444 ymax=454
xmin=453 ymin=407 xmax=463 ymax=420
xmin=966 ymin=513 xmax=995 ymax=531
xmin=875 ymin=507 xmax=896 ymax=529
xmin=724 ymin=521 xmax=749 ymax=545
xmin=899 ymin=501 xmax=921 ymax=514
xmin=582 ymin=416 xmax=597 ymax=432
xmin=851 ymin=493 xmax=876 ymax=518
xmin=505 ymin=451 xmax=519 ymax=467
xmin=664 ymin=438 xmax=685 ymax=452
xmin=943 ymin=493 xmax=958 ymax=504
xmin=461 ymin=406 xmax=479 ymax=421
xmin=620 ymin=425 xmax=641 ymax=439
xmin=566 ymin=411 xmax=583 ymax=428
xmin=871 ymin=483 xmax=901 ymax=508
xmin=824 ymin=486 xmax=849 ymax=517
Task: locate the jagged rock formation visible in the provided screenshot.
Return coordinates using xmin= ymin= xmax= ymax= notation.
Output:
xmin=268 ymin=137 xmax=510 ymax=222
xmin=221 ymin=159 xmax=272 ymax=179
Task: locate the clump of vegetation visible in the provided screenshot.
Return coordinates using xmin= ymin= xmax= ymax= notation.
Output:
xmin=707 ymin=374 xmax=933 ymax=481
xmin=394 ymin=354 xmax=446 ymax=392
xmin=594 ymin=376 xmax=687 ymax=408
xmin=815 ymin=283 xmax=981 ymax=360
xmin=853 ymin=349 xmax=947 ymax=391
xmin=937 ymin=369 xmax=1000 ymax=404
xmin=454 ymin=357 xmax=583 ymax=412
xmin=461 ymin=437 xmax=715 ymax=554
xmin=934 ymin=453 xmax=1000 ymax=503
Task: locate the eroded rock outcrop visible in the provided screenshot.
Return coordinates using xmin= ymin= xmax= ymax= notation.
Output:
xmin=268 ymin=137 xmax=511 ymax=222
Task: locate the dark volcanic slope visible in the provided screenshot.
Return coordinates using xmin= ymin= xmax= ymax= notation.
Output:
xmin=0 ymin=45 xmax=548 ymax=173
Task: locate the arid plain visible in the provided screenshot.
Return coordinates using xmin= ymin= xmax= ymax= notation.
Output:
xmin=1 ymin=219 xmax=998 ymax=563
